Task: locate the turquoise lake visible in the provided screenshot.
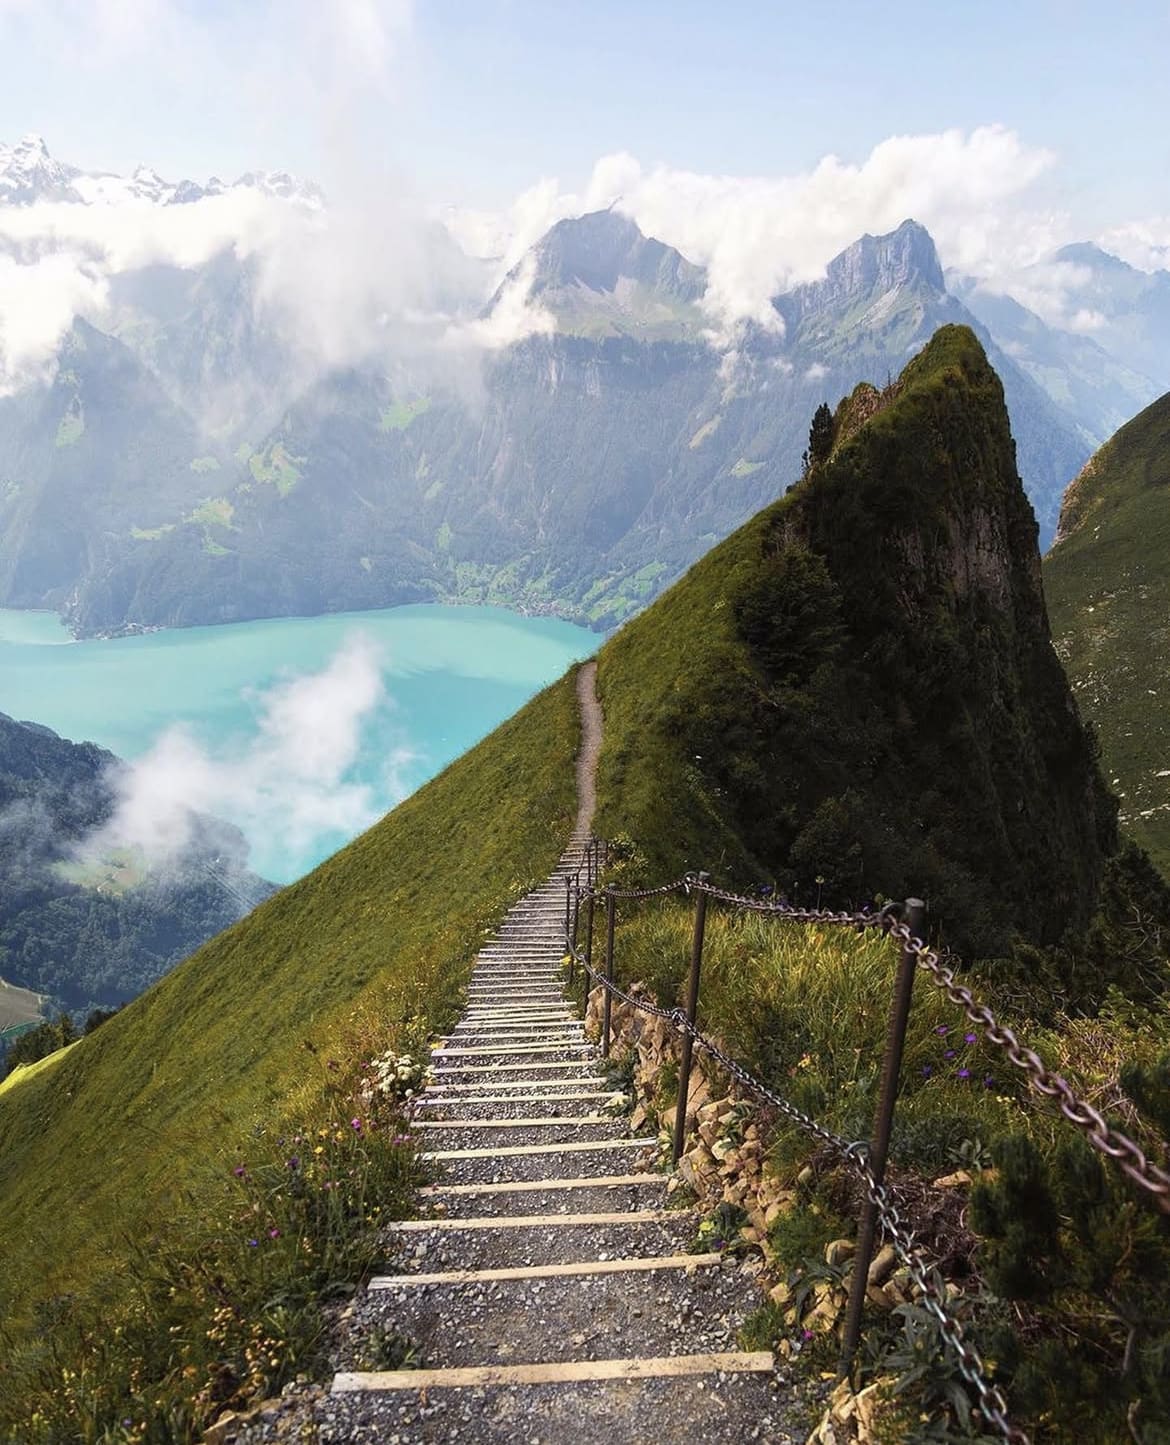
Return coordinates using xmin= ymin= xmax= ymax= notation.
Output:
xmin=0 ymin=605 xmax=597 ymax=883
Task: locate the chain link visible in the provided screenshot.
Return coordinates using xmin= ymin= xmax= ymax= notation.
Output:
xmin=580 ymin=873 xmax=886 ymax=926
xmin=563 ymin=883 xmax=1023 ymax=1442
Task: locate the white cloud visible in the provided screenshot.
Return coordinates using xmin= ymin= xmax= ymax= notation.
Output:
xmin=446 ymin=255 xmax=555 ymax=352
xmin=0 ymin=189 xmax=290 ymax=393
xmin=0 ymin=249 xmax=108 ymax=388
xmin=81 ymin=635 xmax=408 ymax=879
xmin=1097 ymin=218 xmax=1170 ymax=273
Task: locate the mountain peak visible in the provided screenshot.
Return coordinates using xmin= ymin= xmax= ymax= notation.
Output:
xmin=1055 ymin=241 xmax=1132 ymax=273
xmin=528 ymin=208 xmax=706 ymax=303
xmin=0 ymin=132 xmax=81 ymax=203
xmin=829 ymin=218 xmax=945 ymax=296
xmin=776 ymin=220 xmax=946 ymax=328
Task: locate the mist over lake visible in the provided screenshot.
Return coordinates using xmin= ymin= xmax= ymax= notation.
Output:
xmin=0 ymin=604 xmax=595 ymax=883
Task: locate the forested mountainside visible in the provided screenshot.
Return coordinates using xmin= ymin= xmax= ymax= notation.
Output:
xmin=1044 ymin=389 xmax=1170 ymax=877
xmin=0 ymin=216 xmax=1102 ymax=638
xmin=0 ymin=710 xmax=272 ymax=1022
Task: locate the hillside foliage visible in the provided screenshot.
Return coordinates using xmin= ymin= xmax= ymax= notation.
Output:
xmin=1045 ymin=389 xmax=1170 ymax=878
xmin=0 ymin=711 xmax=271 ymax=1027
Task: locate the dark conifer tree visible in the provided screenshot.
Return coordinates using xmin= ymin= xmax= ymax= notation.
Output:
xmin=807 ymin=402 xmax=834 ymax=468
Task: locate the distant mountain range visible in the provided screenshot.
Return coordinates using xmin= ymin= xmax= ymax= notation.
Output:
xmin=0 ymin=132 xmax=322 ymax=208
xmin=0 ymin=138 xmax=1166 ymax=636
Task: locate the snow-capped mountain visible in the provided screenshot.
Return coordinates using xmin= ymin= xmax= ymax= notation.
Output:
xmin=0 ymin=133 xmax=83 ymax=203
xmin=0 ymin=134 xmax=322 ymax=208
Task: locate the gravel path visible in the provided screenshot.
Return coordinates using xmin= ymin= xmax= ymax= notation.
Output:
xmin=227 ymin=662 xmax=810 ymax=1443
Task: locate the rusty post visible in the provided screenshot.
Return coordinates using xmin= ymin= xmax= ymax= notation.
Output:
xmin=583 ymin=888 xmax=596 ymax=996
xmin=839 ymin=898 xmax=926 ymax=1379
xmin=568 ymin=872 xmax=582 ymax=987
xmin=672 ymin=873 xmax=710 ymax=1165
xmin=602 ymin=888 xmax=617 ymax=1059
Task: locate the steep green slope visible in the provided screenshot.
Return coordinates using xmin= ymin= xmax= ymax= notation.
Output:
xmin=595 ymin=325 xmax=1116 ymax=959
xmin=1044 ymin=391 xmax=1170 ymax=875
xmin=0 ymin=669 xmax=580 ymax=1326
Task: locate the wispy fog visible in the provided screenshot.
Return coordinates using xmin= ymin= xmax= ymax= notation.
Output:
xmin=77 ymin=636 xmax=413 ymax=882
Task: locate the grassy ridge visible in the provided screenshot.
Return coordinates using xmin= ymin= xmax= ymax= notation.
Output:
xmin=0 ymin=667 xmax=582 ymax=1329
xmin=1044 ymin=391 xmax=1170 ymax=875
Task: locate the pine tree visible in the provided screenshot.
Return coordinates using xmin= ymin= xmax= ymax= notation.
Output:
xmin=807 ymin=402 xmax=834 ymax=469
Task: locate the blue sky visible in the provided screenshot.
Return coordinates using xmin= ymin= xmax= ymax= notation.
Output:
xmin=0 ymin=0 xmax=1165 ymax=235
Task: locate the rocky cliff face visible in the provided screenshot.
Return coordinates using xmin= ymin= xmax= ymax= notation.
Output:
xmin=779 ymin=218 xmax=946 ymax=320
xmin=596 ymin=326 xmax=1116 ymax=956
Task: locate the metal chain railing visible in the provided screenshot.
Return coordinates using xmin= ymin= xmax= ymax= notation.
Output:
xmin=893 ymin=923 xmax=1170 ymax=1212
xmin=563 ymin=902 xmax=1025 ymax=1443
xmin=563 ymin=840 xmax=1170 ymax=1437
xmin=579 ymin=863 xmax=1170 ymax=1213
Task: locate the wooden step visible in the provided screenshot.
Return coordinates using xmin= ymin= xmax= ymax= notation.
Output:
xmin=431 ymin=1060 xmax=601 ymax=1076
xmin=387 ymin=1210 xmax=691 ymax=1231
xmin=370 ymin=1251 xmax=721 ymax=1288
xmin=431 ymin=1043 xmax=593 ymax=1058
xmin=411 ymin=1114 xmax=614 ymax=1129
xmin=425 ymin=1075 xmax=603 ymax=1092
xmin=333 ymin=1351 xmax=773 ymax=1393
xmin=421 ymin=1136 xmax=654 ymax=1161
xmin=418 ymin=1172 xmax=663 ymax=1198
xmin=414 ymin=1091 xmax=613 ymax=1107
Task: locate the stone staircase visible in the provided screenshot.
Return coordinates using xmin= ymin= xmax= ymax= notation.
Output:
xmin=323 ymin=835 xmax=795 ymax=1443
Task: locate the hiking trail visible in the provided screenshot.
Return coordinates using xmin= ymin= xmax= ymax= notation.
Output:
xmin=295 ymin=661 xmax=801 ymax=1442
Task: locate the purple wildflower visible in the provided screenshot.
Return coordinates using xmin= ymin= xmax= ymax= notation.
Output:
xmin=944 ymin=1049 xmax=956 ymax=1059
xmin=957 ymin=1068 xmax=971 ymax=1080
xmin=350 ymin=1117 xmax=363 ymax=1131
xmin=232 ymin=1165 xmax=246 ymax=1177
xmin=287 ymin=1156 xmax=301 ymax=1170
xmin=922 ymin=1064 xmax=933 ymax=1078
xmin=268 ymin=1227 xmax=280 ymax=1239
xmin=935 ymin=1025 xmax=949 ymax=1036
xmin=965 ymin=1033 xmax=978 ymax=1044
xmin=984 ymin=1076 xmax=995 ymax=1089
xmin=247 ymin=1238 xmax=258 ymax=1247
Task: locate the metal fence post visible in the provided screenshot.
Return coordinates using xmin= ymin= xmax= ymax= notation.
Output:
xmin=602 ymin=888 xmax=616 ymax=1059
xmin=840 ymin=898 xmax=926 ymax=1379
xmin=568 ymin=874 xmax=580 ymax=988
xmin=672 ymin=873 xmax=710 ymax=1165
xmin=583 ymin=888 xmax=596 ymax=991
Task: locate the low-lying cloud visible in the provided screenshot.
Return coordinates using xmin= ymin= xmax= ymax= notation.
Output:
xmin=80 ymin=635 xmax=413 ymax=882
xmin=0 ymin=117 xmax=1167 ymax=398
xmin=451 ymin=126 xmax=1069 ymax=332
